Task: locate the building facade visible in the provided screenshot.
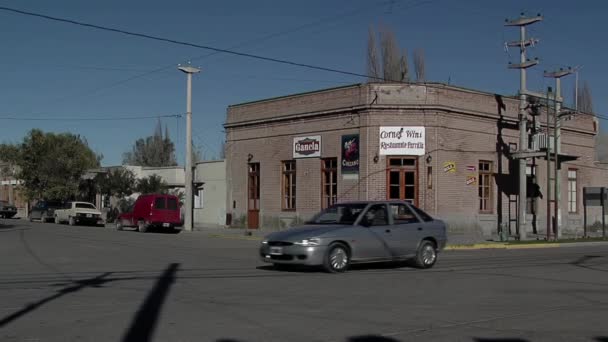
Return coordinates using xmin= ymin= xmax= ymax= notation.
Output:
xmin=224 ymin=83 xmax=607 ymax=238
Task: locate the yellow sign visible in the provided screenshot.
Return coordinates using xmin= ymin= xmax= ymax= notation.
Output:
xmin=466 ymin=175 xmax=477 ymax=185
xmin=443 ymin=161 xmax=456 ymax=173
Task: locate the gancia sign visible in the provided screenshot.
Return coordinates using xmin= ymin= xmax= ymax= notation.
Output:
xmin=293 ymin=135 xmax=321 ymax=158
xmin=379 ymin=126 xmax=425 ymax=155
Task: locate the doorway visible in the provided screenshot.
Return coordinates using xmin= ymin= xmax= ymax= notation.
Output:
xmin=386 ymin=157 xmax=418 ymax=206
xmin=247 ymin=163 xmax=260 ymax=229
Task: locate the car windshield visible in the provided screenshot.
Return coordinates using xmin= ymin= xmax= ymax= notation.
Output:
xmin=76 ymin=203 xmax=97 ymax=209
xmin=306 ymin=203 xmax=368 ymax=225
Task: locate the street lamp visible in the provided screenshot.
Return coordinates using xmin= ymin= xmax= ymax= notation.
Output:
xmin=178 ymin=63 xmax=201 ymax=232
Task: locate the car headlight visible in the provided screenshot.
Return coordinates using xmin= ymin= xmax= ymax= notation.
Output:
xmin=293 ymin=238 xmax=321 ymax=246
xmin=261 ymin=240 xmax=268 ymax=244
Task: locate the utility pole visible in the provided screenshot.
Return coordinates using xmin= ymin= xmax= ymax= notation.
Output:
xmin=546 ymin=86 xmax=553 ymax=240
xmin=506 ymin=13 xmax=542 ymax=240
xmin=178 ymin=63 xmax=201 ymax=232
xmin=544 ymin=68 xmax=574 ymax=239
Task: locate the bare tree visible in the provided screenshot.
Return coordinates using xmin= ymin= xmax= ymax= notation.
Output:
xmin=577 ymin=80 xmax=594 ymax=114
xmin=366 ymin=26 xmax=381 ymax=82
xmin=380 ymin=27 xmax=401 ymax=82
xmin=413 ymin=48 xmax=426 ymax=82
xmin=399 ymin=49 xmax=409 ymax=82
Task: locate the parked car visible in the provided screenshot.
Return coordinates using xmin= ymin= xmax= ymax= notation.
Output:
xmin=115 ymin=194 xmax=182 ymax=233
xmin=259 ymin=200 xmax=447 ymax=273
xmin=0 ymin=200 xmax=17 ymax=218
xmin=54 ymin=201 xmax=103 ymax=226
xmin=29 ymin=200 xmax=64 ymax=222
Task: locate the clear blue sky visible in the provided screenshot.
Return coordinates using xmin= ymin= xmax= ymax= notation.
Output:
xmin=1 ymin=0 xmax=606 ymax=166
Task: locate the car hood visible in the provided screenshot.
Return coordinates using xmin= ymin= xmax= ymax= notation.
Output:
xmin=264 ymin=224 xmax=351 ymax=242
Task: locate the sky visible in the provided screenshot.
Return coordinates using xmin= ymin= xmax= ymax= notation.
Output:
xmin=1 ymin=0 xmax=606 ymax=166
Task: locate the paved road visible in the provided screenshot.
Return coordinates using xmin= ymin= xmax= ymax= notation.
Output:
xmin=1 ymin=219 xmax=608 ymax=342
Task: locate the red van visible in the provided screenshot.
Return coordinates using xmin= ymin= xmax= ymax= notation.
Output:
xmin=116 ymin=194 xmax=183 ymax=233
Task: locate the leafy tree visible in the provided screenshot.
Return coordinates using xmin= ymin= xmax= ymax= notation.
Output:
xmin=135 ymin=174 xmax=168 ymax=194
xmin=2 ymin=130 xmax=100 ymax=201
xmin=123 ymin=120 xmax=177 ymax=167
xmin=98 ymin=168 xmax=136 ymax=198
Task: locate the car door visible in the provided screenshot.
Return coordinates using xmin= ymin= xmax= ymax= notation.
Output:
xmin=359 ymin=203 xmax=403 ymax=260
xmin=387 ymin=202 xmax=425 ymax=257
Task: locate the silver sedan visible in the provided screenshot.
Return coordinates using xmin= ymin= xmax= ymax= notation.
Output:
xmin=260 ymin=201 xmax=447 ymax=273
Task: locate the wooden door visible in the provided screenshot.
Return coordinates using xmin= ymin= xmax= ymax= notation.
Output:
xmin=247 ymin=163 xmax=260 ymax=229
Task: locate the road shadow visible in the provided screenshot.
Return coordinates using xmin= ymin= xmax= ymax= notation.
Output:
xmin=0 ymin=262 xmax=181 ymax=334
xmin=595 ymin=337 xmax=608 ymax=342
xmin=121 ymin=263 xmax=179 ymax=342
xmin=473 ymin=339 xmax=529 ymax=342
xmin=348 ymin=336 xmax=401 ymax=342
xmin=256 ymin=261 xmax=414 ymax=273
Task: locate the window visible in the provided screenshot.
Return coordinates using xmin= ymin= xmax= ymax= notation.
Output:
xmin=526 ymin=165 xmax=538 ymax=215
xmin=390 ymin=203 xmax=419 ymax=224
xmin=282 ymin=161 xmax=296 ymax=210
xmin=478 ymin=161 xmax=493 ymax=213
xmin=76 ymin=203 xmax=97 ymax=209
xmin=195 ymin=189 xmax=204 ymax=209
xmin=168 ymin=197 xmax=178 ymax=210
xmin=154 ymin=197 xmax=166 ymax=209
xmin=322 ymin=158 xmax=338 ymax=209
xmin=365 ymin=204 xmax=389 ymax=226
xmin=412 ymin=205 xmax=434 ymax=222
xmin=568 ymin=169 xmax=578 ymax=213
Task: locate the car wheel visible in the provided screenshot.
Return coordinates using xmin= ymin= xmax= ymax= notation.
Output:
xmin=137 ymin=220 xmax=148 ymax=233
xmin=68 ymin=216 xmax=75 ymax=226
xmin=414 ymin=240 xmax=437 ymax=269
xmin=116 ymin=220 xmax=123 ymax=231
xmin=323 ymin=242 xmax=350 ymax=273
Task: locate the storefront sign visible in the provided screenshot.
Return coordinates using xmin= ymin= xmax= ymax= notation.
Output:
xmin=443 ymin=161 xmax=456 ymax=173
xmin=341 ymin=134 xmax=360 ymax=179
xmin=379 ymin=126 xmax=425 ymax=155
xmin=293 ymin=135 xmax=321 ymax=158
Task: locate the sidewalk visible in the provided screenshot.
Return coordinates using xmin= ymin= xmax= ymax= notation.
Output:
xmin=191 ymin=225 xmax=608 ymax=250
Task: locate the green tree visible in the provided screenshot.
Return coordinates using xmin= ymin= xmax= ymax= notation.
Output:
xmin=98 ymin=168 xmax=136 ymax=198
xmin=123 ymin=120 xmax=177 ymax=167
xmin=135 ymin=174 xmax=168 ymax=194
xmin=2 ymin=129 xmax=101 ymax=200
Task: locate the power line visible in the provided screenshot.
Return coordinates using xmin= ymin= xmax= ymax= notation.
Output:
xmin=0 ymin=113 xmax=182 ymax=121
xmin=0 ymin=6 xmax=386 ymax=82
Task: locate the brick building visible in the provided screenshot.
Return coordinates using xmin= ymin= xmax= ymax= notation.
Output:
xmin=224 ymin=83 xmax=607 ymax=238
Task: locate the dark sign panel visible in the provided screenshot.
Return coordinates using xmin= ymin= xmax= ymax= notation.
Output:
xmin=341 ymin=134 xmax=359 ymax=179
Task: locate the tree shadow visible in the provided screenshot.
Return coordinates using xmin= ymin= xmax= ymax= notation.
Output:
xmin=0 ymin=272 xmax=112 ymax=327
xmin=121 ymin=263 xmax=179 ymax=342
xmin=0 ymin=262 xmax=181 ymax=338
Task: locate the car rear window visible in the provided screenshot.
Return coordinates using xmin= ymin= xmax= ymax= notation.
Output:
xmin=76 ymin=203 xmax=97 ymax=209
xmin=154 ymin=197 xmax=166 ymax=209
xmin=167 ymin=198 xmax=178 ymax=210
xmin=412 ymin=206 xmax=434 ymax=222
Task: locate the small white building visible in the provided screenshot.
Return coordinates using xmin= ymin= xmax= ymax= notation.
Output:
xmin=194 ymin=160 xmax=227 ymax=228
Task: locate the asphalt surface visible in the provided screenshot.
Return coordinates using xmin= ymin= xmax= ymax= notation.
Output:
xmin=1 ymin=218 xmax=608 ymax=342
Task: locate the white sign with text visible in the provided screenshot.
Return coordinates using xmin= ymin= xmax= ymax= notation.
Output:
xmin=379 ymin=126 xmax=425 ymax=155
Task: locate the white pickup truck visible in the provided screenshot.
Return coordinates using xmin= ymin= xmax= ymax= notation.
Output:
xmin=54 ymin=201 xmax=103 ymax=226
